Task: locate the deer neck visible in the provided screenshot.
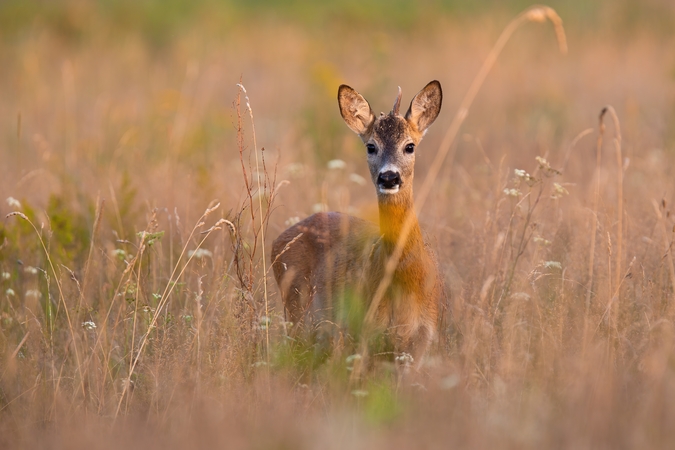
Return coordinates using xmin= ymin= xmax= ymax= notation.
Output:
xmin=377 ymin=190 xmax=423 ymax=253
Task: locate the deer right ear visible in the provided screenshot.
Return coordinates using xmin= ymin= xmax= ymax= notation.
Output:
xmin=405 ymin=80 xmax=442 ymax=136
xmin=338 ymin=85 xmax=375 ymax=137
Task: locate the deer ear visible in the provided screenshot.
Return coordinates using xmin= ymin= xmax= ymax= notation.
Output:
xmin=338 ymin=85 xmax=375 ymax=137
xmin=405 ymin=80 xmax=442 ymax=135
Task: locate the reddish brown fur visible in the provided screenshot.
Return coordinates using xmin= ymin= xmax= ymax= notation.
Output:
xmin=272 ymin=81 xmax=443 ymax=369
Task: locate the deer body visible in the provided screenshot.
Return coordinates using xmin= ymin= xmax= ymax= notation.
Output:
xmin=272 ymin=81 xmax=443 ymax=367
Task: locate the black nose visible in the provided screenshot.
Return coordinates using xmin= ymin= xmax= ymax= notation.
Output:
xmin=377 ymin=171 xmax=401 ymax=189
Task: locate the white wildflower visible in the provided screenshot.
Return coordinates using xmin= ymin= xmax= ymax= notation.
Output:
xmin=510 ymin=292 xmax=531 ymax=302
xmin=346 ymin=353 xmax=362 ymax=372
xmin=285 ymin=216 xmax=300 ymax=226
xmin=395 ymin=352 xmax=414 ymax=366
xmin=6 ymin=197 xmax=21 ymax=209
xmin=514 ymin=169 xmax=529 ymax=179
xmin=440 ymin=374 xmax=460 ymax=390
xmin=2 ymin=272 xmax=10 ymax=280
xmin=514 ymin=168 xmax=537 ymax=186
xmin=25 ymin=289 xmax=41 ymax=298
xmin=82 ymin=321 xmax=97 ymax=330
xmin=6 ymin=288 xmax=15 ymax=296
xmin=345 ymin=354 xmax=362 ymax=364
xmin=544 ymin=261 xmax=562 ymax=270
xmin=503 ymin=188 xmax=522 ymax=198
xmin=312 ymin=203 xmax=328 ymax=213
xmin=285 ymin=162 xmax=305 ymax=178
xmin=533 ymin=236 xmax=551 ymax=246
xmin=258 ymin=316 xmax=271 ymax=330
xmin=187 ymin=248 xmax=213 ymax=259
xmin=24 ymin=266 xmax=38 ymax=275
xmin=327 ymin=159 xmax=346 ymax=170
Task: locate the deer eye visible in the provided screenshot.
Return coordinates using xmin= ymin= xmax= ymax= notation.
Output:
xmin=366 ymin=143 xmax=377 ymax=155
xmin=404 ymin=143 xmax=415 ymax=154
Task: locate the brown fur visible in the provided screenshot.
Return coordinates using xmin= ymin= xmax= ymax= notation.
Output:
xmin=272 ymin=81 xmax=443 ymax=369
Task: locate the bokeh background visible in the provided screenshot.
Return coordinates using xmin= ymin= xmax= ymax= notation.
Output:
xmin=1 ymin=0 xmax=674 ymax=223
xmin=2 ymin=1 xmax=675 ymax=449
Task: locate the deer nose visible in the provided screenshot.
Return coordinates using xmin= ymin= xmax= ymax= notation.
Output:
xmin=377 ymin=170 xmax=401 ymax=189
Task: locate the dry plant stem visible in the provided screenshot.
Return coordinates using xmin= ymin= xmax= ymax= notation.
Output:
xmin=233 ymin=87 xmax=261 ymax=297
xmin=108 ymin=181 xmax=125 ymax=241
xmin=562 ymin=128 xmax=594 ymax=171
xmin=237 ymin=83 xmax=271 ymax=366
xmin=267 ymin=232 xmax=304 ymax=275
xmin=114 ymin=204 xmax=224 ymax=419
xmin=195 ymin=275 xmax=205 ymax=387
xmin=583 ymin=108 xmax=606 ymax=349
xmin=0 ymin=383 xmax=38 ymax=415
xmin=604 ymin=106 xmax=624 ymax=291
xmin=80 ymin=238 xmax=143 ymax=410
xmin=9 ymin=332 xmax=30 ymax=361
xmin=356 ymin=5 xmax=567 ymax=371
xmin=125 ymin=232 xmax=148 ymax=413
xmin=652 ymin=199 xmax=675 ymax=317
xmin=596 ymin=256 xmax=636 ymax=333
xmin=6 ymin=213 xmax=87 ymax=402
xmin=498 ymin=184 xmax=543 ymax=311
xmin=607 ymin=232 xmax=613 ymax=332
xmin=74 ymin=196 xmax=105 ymax=318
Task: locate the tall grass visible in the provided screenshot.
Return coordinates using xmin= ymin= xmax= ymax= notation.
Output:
xmin=2 ymin=2 xmax=675 ymax=449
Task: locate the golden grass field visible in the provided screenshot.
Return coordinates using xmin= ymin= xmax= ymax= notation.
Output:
xmin=2 ymin=1 xmax=675 ymax=448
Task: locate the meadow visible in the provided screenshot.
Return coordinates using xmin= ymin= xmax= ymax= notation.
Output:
xmin=2 ymin=0 xmax=675 ymax=448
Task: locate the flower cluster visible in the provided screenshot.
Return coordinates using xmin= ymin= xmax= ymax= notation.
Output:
xmin=536 ymin=156 xmax=561 ymax=177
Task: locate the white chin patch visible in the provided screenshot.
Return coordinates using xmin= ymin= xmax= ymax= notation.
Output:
xmin=378 ymin=186 xmax=400 ymax=195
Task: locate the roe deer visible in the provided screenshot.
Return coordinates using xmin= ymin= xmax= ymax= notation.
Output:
xmin=271 ymin=81 xmax=443 ymax=370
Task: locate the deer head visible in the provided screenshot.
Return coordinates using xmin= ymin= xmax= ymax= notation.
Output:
xmin=337 ymin=81 xmax=442 ymax=202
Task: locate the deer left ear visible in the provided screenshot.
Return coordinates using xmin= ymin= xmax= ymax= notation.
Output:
xmin=405 ymin=80 xmax=442 ymax=135
xmin=338 ymin=85 xmax=375 ymax=138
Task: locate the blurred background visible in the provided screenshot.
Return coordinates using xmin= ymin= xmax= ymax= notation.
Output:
xmin=1 ymin=0 xmax=674 ymax=230
xmin=3 ymin=2 xmax=675 ymax=448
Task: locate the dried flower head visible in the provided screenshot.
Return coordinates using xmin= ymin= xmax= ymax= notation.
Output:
xmin=551 ymin=182 xmax=569 ymax=199
xmin=536 ymin=156 xmax=562 ymax=177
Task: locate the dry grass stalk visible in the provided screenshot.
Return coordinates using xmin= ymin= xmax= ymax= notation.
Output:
xmin=114 ymin=203 xmax=226 ymax=418
xmin=584 ymin=107 xmax=607 ymax=348
xmin=358 ymin=4 xmax=568 ymax=371
xmin=652 ymin=199 xmax=675 ymax=317
xmin=6 ymin=211 xmax=87 ymax=401
xmin=237 ymin=83 xmax=271 ymax=366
